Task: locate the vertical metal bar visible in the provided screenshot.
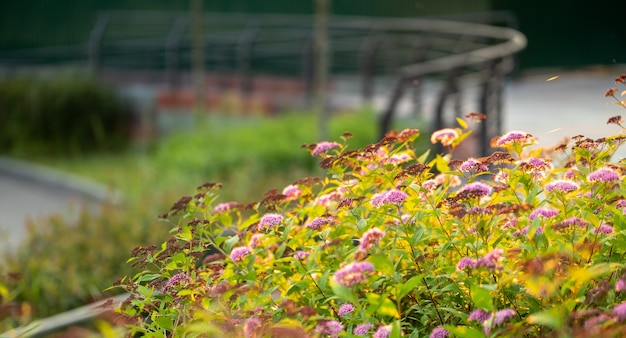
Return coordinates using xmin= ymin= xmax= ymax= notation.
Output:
xmin=237 ymin=24 xmax=259 ymax=95
xmin=379 ymin=77 xmax=406 ymax=140
xmin=314 ymin=0 xmax=330 ymax=141
xmin=88 ymin=15 xmax=109 ymax=74
xmin=166 ymin=15 xmax=188 ymax=89
xmin=359 ymin=30 xmax=383 ymax=105
xmin=190 ymin=0 xmax=206 ymax=114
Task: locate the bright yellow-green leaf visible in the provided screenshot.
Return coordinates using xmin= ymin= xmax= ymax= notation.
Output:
xmin=470 ymin=284 xmax=493 ymax=311
xmin=456 ymin=117 xmax=468 ymax=129
xmin=527 ymin=307 xmax=565 ymax=329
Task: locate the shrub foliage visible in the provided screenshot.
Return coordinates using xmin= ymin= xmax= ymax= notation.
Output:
xmin=118 ymin=88 xmax=626 ymax=337
xmin=0 ymin=74 xmax=130 ymax=156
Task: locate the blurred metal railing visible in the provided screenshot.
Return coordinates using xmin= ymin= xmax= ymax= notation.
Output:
xmin=0 ymin=11 xmax=526 ymax=155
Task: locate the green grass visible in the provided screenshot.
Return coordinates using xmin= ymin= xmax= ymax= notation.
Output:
xmin=35 ymin=109 xmax=428 ymax=203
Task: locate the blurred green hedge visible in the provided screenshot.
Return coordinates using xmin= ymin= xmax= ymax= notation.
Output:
xmin=0 ymin=74 xmax=131 ymax=156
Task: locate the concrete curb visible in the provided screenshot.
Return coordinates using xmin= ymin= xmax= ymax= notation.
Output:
xmin=0 ymin=156 xmax=122 ymax=205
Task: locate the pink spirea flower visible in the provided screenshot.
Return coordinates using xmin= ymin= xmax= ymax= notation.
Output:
xmin=214 ymin=201 xmax=237 ymax=213
xmin=594 ymin=223 xmax=614 ymax=235
xmin=616 ymin=279 xmax=626 ymax=293
xmin=545 ymin=180 xmax=579 ymax=193
xmin=373 ymin=325 xmax=391 ymax=338
xmin=353 ymin=323 xmax=373 ymax=335
xmin=460 ymin=158 xmax=488 ymax=172
xmin=529 ymin=207 xmax=558 ymax=221
xmin=475 ymin=249 xmax=504 ymax=269
xmin=338 ymin=304 xmax=354 ymax=317
xmin=401 ymin=214 xmax=415 ymax=224
xmin=430 ymin=128 xmax=459 ymax=146
xmin=429 ymin=327 xmax=449 ymax=338
xmin=306 ymin=217 xmax=332 ymax=230
xmin=163 ymin=273 xmax=191 ymax=290
xmin=617 ymin=199 xmax=626 ymax=208
xmin=387 ymin=153 xmax=411 ymax=164
xmin=493 ymin=309 xmax=516 ymax=325
xmin=469 ymin=308 xmax=491 ymax=323
xmin=588 ymin=167 xmax=620 ymax=183
xmin=560 ymin=217 xmax=588 ymax=228
xmin=614 ymin=302 xmax=626 ymax=320
xmin=457 ymin=182 xmax=492 ymax=199
xmin=316 ymin=191 xmax=343 ymax=206
xmin=294 ymin=250 xmax=310 ymax=260
xmin=371 ymin=189 xmax=408 ymax=207
xmin=249 ymin=234 xmax=263 ymax=248
xmin=281 ymin=184 xmax=301 ymax=199
xmin=359 ymin=228 xmax=385 ymax=252
xmin=495 ymin=170 xmax=509 ymax=184
xmin=230 ymin=246 xmax=251 ymax=262
xmin=457 ymin=257 xmax=475 ymax=270
xmin=584 ymin=314 xmax=609 ymax=330
xmin=496 ymin=130 xmax=536 ymax=147
xmin=312 ymin=141 xmax=340 ymax=156
xmin=334 ymin=261 xmax=375 ymax=287
xmin=317 ymin=320 xmax=344 ymax=335
xmin=243 ymin=317 xmax=262 ymax=337
xmin=259 ymin=213 xmax=283 ymax=229
xmin=502 ymin=218 xmax=517 ymax=229
xmin=422 ymin=179 xmax=437 ymax=190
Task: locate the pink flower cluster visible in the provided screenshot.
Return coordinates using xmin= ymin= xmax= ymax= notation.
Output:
xmin=459 ymin=158 xmax=489 ymax=172
xmin=337 ymin=303 xmax=354 ymax=317
xmin=259 ymin=213 xmax=284 ymax=230
xmin=529 ymin=207 xmax=558 ymax=221
xmin=334 ymin=261 xmax=375 ymax=287
xmin=593 ymin=223 xmax=614 ymax=235
xmin=281 ymin=184 xmax=302 ymax=199
xmin=545 ymin=180 xmax=579 ymax=193
xmin=456 ymin=182 xmax=492 ymax=199
xmin=213 ymin=201 xmax=238 ymax=214
xmin=353 ymin=323 xmax=373 ymax=335
xmin=430 ymin=128 xmax=459 ymax=146
xmin=457 ymin=249 xmax=504 ymax=270
xmin=230 ymin=246 xmax=251 ymax=262
xmin=588 ymin=167 xmax=620 ymax=183
xmin=371 ymin=189 xmax=408 ymax=207
xmin=163 ymin=273 xmax=192 ymax=291
xmin=496 ymin=130 xmax=536 ymax=147
xmin=312 ymin=141 xmax=340 ymax=157
xmin=429 ymin=327 xmax=449 ymax=338
xmin=358 ymin=228 xmax=385 ymax=252
xmin=306 ymin=216 xmax=333 ymax=230
xmin=316 ymin=320 xmax=344 ymax=335
xmin=373 ymin=325 xmax=391 ymax=338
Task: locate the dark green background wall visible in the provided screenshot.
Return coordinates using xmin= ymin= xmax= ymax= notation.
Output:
xmin=1 ymin=0 xmax=624 ymax=69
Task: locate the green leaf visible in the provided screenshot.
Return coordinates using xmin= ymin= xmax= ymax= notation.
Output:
xmin=329 ymin=278 xmax=358 ymax=304
xmin=154 ymin=315 xmax=174 ymax=331
xmin=135 ymin=273 xmax=161 ymax=283
xmin=368 ymin=255 xmax=394 ymax=276
xmin=390 ymin=320 xmax=402 ymax=338
xmin=357 ymin=219 xmax=367 ymax=230
xmin=527 ymin=307 xmax=565 ymax=329
xmin=397 ymin=274 xmax=424 ymax=300
xmin=445 ymin=325 xmax=485 ymax=338
xmin=470 ymin=284 xmax=494 ymax=311
xmin=223 ymin=235 xmax=239 ymax=252
xmin=456 ymin=117 xmax=468 ymax=129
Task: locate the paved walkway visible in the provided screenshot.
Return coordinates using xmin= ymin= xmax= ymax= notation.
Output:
xmin=0 ymin=66 xmax=624 ymax=251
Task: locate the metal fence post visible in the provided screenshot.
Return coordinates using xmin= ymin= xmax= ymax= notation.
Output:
xmin=165 ymin=15 xmax=188 ymax=89
xmin=88 ymin=14 xmax=109 ymax=74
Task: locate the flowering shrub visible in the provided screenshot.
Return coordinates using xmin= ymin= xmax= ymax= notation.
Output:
xmin=118 ymin=77 xmax=626 ymax=337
